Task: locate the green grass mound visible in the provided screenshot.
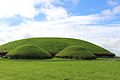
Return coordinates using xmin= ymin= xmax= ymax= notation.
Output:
xmin=0 ymin=37 xmax=115 ymax=58
xmin=55 ymin=46 xmax=96 ymax=60
xmin=6 ymin=44 xmax=52 ymax=59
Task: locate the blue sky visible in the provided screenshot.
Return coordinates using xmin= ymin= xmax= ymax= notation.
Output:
xmin=0 ymin=0 xmax=120 ymax=56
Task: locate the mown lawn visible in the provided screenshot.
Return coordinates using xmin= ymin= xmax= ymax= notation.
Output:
xmin=0 ymin=58 xmax=120 ymax=80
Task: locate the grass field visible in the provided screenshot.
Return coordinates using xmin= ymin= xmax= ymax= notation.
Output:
xmin=0 ymin=58 xmax=120 ymax=80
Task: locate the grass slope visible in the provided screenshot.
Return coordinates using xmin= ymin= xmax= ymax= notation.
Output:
xmin=6 ymin=44 xmax=52 ymax=59
xmin=56 ymin=46 xmax=96 ymax=60
xmin=0 ymin=37 xmax=114 ymax=57
xmin=0 ymin=58 xmax=120 ymax=80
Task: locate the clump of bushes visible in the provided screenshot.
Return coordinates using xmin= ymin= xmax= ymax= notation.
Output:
xmin=0 ymin=52 xmax=8 ymax=57
xmin=55 ymin=46 xmax=96 ymax=60
xmin=6 ymin=44 xmax=52 ymax=59
xmin=93 ymin=52 xmax=115 ymax=58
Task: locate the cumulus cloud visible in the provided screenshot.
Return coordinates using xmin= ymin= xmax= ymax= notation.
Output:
xmin=41 ymin=7 xmax=68 ymax=20
xmin=0 ymin=0 xmax=71 ymax=28
xmin=64 ymin=0 xmax=79 ymax=5
xmin=90 ymin=5 xmax=120 ymax=18
xmin=101 ymin=5 xmax=120 ymax=16
xmin=0 ymin=0 xmax=37 ymax=18
xmin=0 ymin=0 xmax=71 ymax=22
xmin=0 ymin=0 xmax=64 ymax=19
xmin=107 ymin=0 xmax=119 ymax=6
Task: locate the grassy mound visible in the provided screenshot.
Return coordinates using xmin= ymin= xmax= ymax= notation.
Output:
xmin=55 ymin=46 xmax=96 ymax=60
xmin=6 ymin=44 xmax=52 ymax=59
xmin=0 ymin=37 xmax=115 ymax=58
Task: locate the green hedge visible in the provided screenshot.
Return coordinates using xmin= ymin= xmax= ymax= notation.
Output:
xmin=93 ymin=52 xmax=115 ymax=58
xmin=0 ymin=52 xmax=8 ymax=57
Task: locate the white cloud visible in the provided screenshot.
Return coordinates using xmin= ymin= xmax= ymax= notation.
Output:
xmin=71 ymin=0 xmax=79 ymax=5
xmin=41 ymin=7 xmax=68 ymax=20
xmin=100 ymin=5 xmax=120 ymax=16
xmin=0 ymin=0 xmax=70 ymax=21
xmin=0 ymin=0 xmax=77 ymax=19
xmin=107 ymin=0 xmax=119 ymax=6
xmin=62 ymin=0 xmax=79 ymax=5
xmin=0 ymin=0 xmax=37 ymax=18
xmin=89 ymin=5 xmax=120 ymax=17
xmin=0 ymin=0 xmax=63 ymax=19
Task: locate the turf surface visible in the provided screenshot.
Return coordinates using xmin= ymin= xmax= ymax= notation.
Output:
xmin=0 ymin=58 xmax=120 ymax=80
xmin=7 ymin=44 xmax=52 ymax=59
xmin=56 ymin=46 xmax=96 ymax=59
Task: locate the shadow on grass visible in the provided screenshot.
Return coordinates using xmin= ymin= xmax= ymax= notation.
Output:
xmin=1 ymin=57 xmax=120 ymax=62
xmin=0 ymin=57 xmax=77 ymax=62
